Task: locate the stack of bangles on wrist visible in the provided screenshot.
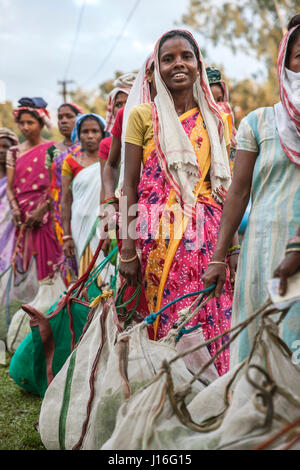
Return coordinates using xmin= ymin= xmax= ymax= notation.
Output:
xmin=62 ymin=235 xmax=73 ymax=242
xmin=103 ymin=196 xmax=119 ymax=207
xmin=227 ymin=244 xmax=241 ymax=257
xmin=285 ymin=236 xmax=300 ymax=255
xmin=120 ymin=253 xmax=138 ymax=263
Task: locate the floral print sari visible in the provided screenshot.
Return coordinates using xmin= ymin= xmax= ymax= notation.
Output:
xmin=136 ymin=108 xmax=233 ymax=376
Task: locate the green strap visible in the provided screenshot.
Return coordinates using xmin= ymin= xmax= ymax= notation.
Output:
xmin=115 ymin=283 xmax=141 ymax=311
xmin=115 ymin=282 xmax=142 ymax=328
xmin=84 ymin=246 xmax=118 ymax=289
xmin=80 ymin=216 xmax=100 ymax=260
xmin=124 ymin=288 xmax=142 ymax=328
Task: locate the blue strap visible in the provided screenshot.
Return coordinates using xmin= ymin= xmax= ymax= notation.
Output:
xmin=176 ymin=322 xmax=202 ymax=342
xmin=144 ymin=283 xmax=216 ymax=325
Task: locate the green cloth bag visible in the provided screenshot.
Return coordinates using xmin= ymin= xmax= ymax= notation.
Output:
xmin=9 ymin=279 xmax=100 ymax=397
xmin=9 ymin=247 xmax=118 ymax=397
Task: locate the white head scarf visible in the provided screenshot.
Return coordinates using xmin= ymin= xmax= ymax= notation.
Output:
xmin=152 ymin=30 xmax=231 ymax=213
xmin=105 ymin=73 xmax=137 ymax=133
xmin=115 ymin=55 xmax=154 ymax=197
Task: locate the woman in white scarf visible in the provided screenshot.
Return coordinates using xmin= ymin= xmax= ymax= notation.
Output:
xmin=119 ymin=30 xmax=237 ymax=376
xmin=203 ymin=16 xmax=300 ymax=367
xmin=61 ymin=113 xmax=113 ymax=281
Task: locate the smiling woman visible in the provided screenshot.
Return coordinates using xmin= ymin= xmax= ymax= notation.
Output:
xmin=119 ymin=29 xmax=238 ymax=376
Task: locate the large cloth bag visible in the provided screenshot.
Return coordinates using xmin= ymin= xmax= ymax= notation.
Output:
xmin=38 ymin=296 xmax=206 ymax=450
xmin=6 ymin=273 xmax=65 ymax=353
xmin=102 ymin=303 xmax=300 ymax=450
xmin=9 ymin=245 xmax=117 ymax=397
xmin=0 ymin=259 xmax=39 ymax=341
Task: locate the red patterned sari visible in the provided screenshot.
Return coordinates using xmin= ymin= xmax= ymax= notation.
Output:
xmin=136 ymin=108 xmax=233 ymax=376
xmin=12 ymin=143 xmax=61 ymax=280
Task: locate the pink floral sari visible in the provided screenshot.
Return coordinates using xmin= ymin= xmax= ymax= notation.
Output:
xmin=12 ymin=143 xmax=61 ymax=280
xmin=136 ymin=108 xmax=233 ymax=376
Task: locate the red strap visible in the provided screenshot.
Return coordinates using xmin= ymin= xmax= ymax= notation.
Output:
xmin=65 ymin=236 xmax=105 ymax=301
xmin=22 ymin=304 xmax=55 ymax=385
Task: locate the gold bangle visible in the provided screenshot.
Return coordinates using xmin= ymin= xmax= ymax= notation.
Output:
xmin=120 ymin=253 xmax=138 ymax=263
xmin=285 ymin=248 xmax=300 ymax=254
xmin=208 ymin=261 xmax=227 ymax=266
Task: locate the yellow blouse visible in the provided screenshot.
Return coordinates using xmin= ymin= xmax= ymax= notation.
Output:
xmin=125 ymin=103 xmax=231 ymax=149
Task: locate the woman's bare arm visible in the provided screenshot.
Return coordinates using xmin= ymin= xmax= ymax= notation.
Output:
xmin=6 ymin=166 xmax=16 ymax=204
xmin=273 ymin=225 xmax=300 ymax=295
xmin=99 ymin=158 xmax=106 ymax=205
xmin=6 ymin=165 xmax=21 ymax=227
xmin=202 ymin=148 xmax=258 ymax=296
xmin=61 ymin=174 xmax=75 ymax=257
xmin=102 ymin=136 xmax=122 ymax=200
xmin=119 ymin=142 xmax=143 ymax=285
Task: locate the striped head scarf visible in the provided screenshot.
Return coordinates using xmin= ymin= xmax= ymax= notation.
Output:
xmin=206 ymin=66 xmax=237 ymax=147
xmin=13 ymin=97 xmax=52 ymax=129
xmin=58 ymin=102 xmax=83 ymax=115
xmin=152 ymin=30 xmax=231 ymax=214
xmin=0 ymin=127 xmax=19 ymax=146
xmin=274 ymin=24 xmax=300 ymax=166
xmin=206 ymin=66 xmax=229 ymax=101
xmin=105 ymin=73 xmax=137 ymax=133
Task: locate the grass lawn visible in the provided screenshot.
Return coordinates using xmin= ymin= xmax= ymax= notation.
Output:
xmin=0 ymin=355 xmax=45 ymax=450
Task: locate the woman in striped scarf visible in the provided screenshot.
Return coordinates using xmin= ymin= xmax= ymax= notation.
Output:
xmin=203 ymin=15 xmax=300 ymax=367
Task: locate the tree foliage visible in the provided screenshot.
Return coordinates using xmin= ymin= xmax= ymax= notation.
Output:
xmin=0 ymin=70 xmax=135 ymax=142
xmin=182 ymin=0 xmax=298 ymax=72
xmin=182 ymin=0 xmax=298 ymax=119
xmin=0 ymin=101 xmax=19 ymax=134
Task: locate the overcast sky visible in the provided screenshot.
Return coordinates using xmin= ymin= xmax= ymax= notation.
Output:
xmin=1 ymin=0 xmax=265 ymax=117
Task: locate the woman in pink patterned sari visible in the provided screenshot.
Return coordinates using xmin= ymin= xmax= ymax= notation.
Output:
xmin=6 ymin=98 xmax=61 ymax=281
xmin=119 ymin=31 xmax=239 ymax=376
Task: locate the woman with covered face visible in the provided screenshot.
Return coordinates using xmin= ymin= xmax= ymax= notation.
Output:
xmin=119 ymin=30 xmax=238 ymax=376
xmin=0 ymin=128 xmax=19 ymax=274
xmin=202 ymin=16 xmax=300 ymax=367
xmin=206 ymin=66 xmax=237 ymax=167
xmin=99 ymin=73 xmax=137 ymax=167
xmin=61 ymin=113 xmax=112 ymax=278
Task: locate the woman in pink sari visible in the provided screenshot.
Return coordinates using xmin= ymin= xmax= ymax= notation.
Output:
xmin=119 ymin=30 xmax=239 ymax=376
xmin=6 ymin=97 xmax=61 ymax=282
